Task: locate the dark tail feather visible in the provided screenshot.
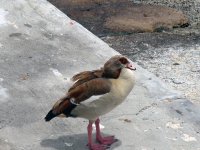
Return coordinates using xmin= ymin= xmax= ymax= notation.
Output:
xmin=45 ymin=110 xmax=56 ymax=122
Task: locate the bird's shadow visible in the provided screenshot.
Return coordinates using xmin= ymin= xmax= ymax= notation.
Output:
xmin=40 ymin=133 xmax=121 ymax=150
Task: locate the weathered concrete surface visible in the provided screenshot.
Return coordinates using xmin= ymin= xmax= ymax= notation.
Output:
xmin=0 ymin=0 xmax=200 ymax=150
xmin=48 ymin=0 xmax=189 ymax=34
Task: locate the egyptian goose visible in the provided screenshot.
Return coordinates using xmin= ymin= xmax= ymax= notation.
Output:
xmin=45 ymin=55 xmax=136 ymax=150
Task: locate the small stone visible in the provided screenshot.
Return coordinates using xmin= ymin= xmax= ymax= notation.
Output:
xmin=119 ymin=118 xmax=132 ymax=123
xmin=172 ymin=78 xmax=185 ymax=84
xmin=175 ymin=109 xmax=183 ymax=115
xmin=124 ymin=119 xmax=132 ymax=123
xmin=173 ymin=62 xmax=180 ymax=65
xmin=65 ymin=142 xmax=73 ymax=147
xmin=166 ymin=122 xmax=183 ymax=129
xmin=181 ymin=134 xmax=197 ymax=142
xmin=24 ymin=23 xmax=32 ymax=28
xmin=20 ymin=73 xmax=30 ymax=80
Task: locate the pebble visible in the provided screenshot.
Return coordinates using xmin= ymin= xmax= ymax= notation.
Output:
xmin=171 ymin=79 xmax=185 ymax=84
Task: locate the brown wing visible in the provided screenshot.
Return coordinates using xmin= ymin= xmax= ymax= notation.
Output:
xmin=72 ymin=69 xmax=103 ymax=81
xmin=69 ymin=69 xmax=103 ymax=92
xmin=68 ymin=78 xmax=111 ymax=103
xmin=46 ymin=78 xmax=112 ymax=120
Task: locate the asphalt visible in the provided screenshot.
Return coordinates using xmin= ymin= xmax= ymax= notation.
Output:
xmin=0 ymin=0 xmax=200 ymax=150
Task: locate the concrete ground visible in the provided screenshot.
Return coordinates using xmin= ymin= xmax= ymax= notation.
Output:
xmin=0 ymin=0 xmax=200 ymax=150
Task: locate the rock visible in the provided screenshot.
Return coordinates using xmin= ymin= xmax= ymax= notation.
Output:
xmin=171 ymin=78 xmax=185 ymax=84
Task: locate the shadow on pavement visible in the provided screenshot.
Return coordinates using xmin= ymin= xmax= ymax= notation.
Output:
xmin=40 ymin=133 xmax=122 ymax=150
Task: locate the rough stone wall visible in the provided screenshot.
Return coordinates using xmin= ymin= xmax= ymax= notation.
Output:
xmin=134 ymin=0 xmax=200 ymax=26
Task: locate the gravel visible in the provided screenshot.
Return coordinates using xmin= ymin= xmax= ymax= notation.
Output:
xmin=140 ymin=45 xmax=200 ymax=103
xmin=102 ymin=32 xmax=200 ymax=104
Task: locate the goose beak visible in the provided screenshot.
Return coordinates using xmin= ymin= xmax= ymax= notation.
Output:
xmin=125 ymin=63 xmax=136 ymax=71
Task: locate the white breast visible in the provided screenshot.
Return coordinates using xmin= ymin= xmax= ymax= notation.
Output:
xmin=109 ymin=68 xmax=135 ymax=104
xmin=71 ymin=68 xmax=135 ymax=121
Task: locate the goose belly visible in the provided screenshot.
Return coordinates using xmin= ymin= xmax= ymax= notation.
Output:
xmin=70 ymin=93 xmax=121 ymax=121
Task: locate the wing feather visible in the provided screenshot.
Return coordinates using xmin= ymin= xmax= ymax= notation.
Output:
xmin=68 ymin=78 xmax=111 ymax=103
xmin=69 ymin=69 xmax=103 ymax=92
xmin=45 ymin=78 xmax=112 ymax=120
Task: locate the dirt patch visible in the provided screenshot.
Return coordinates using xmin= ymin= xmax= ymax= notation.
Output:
xmin=48 ymin=0 xmax=188 ymax=35
xmin=104 ymin=5 xmax=188 ymax=33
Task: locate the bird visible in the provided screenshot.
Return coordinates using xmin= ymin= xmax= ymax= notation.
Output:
xmin=45 ymin=55 xmax=136 ymax=150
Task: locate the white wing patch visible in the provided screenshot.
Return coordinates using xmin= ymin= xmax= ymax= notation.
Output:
xmin=80 ymin=95 xmax=102 ymax=105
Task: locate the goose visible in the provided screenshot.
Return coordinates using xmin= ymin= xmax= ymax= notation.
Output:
xmin=45 ymin=55 xmax=136 ymax=150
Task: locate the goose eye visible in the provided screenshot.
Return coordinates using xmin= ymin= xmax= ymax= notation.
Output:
xmin=119 ymin=57 xmax=128 ymax=64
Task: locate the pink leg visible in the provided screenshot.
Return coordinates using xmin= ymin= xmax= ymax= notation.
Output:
xmin=87 ymin=121 xmax=108 ymax=150
xmin=95 ymin=118 xmax=117 ymax=145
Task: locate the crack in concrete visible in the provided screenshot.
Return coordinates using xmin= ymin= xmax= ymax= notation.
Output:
xmin=135 ymin=103 xmax=157 ymax=116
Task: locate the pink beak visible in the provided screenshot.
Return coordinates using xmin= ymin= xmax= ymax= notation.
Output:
xmin=126 ymin=62 xmax=136 ymax=70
